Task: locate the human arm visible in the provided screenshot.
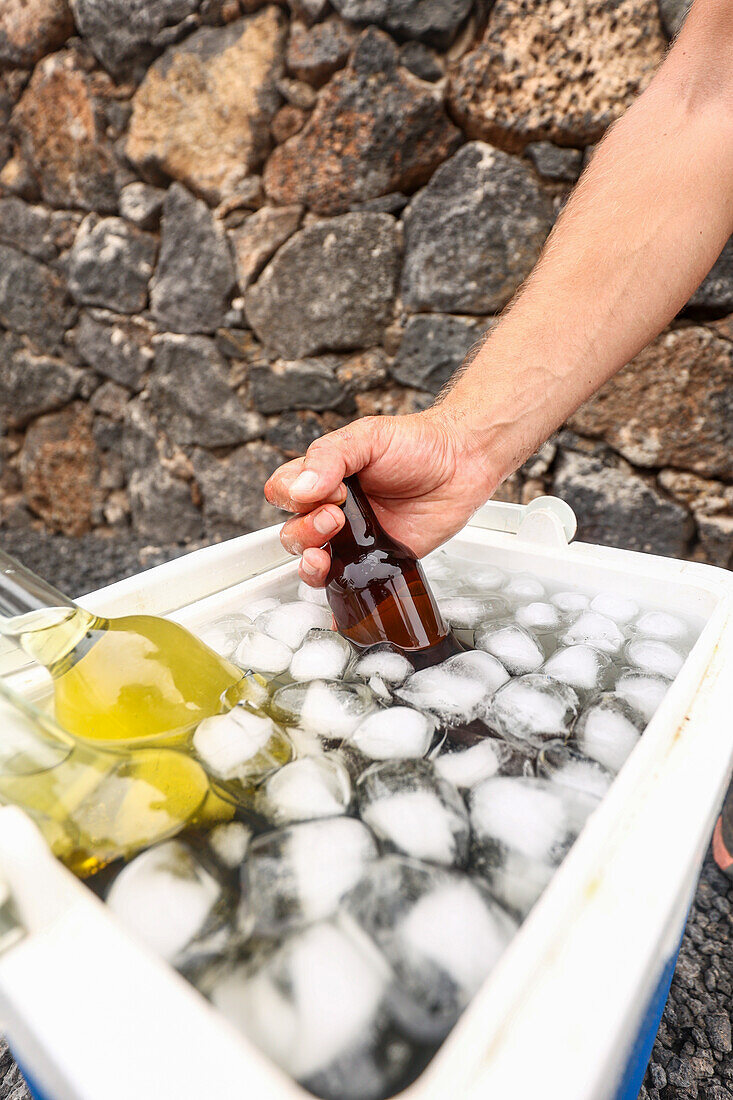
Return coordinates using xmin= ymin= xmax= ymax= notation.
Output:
xmin=264 ymin=0 xmax=733 ymax=584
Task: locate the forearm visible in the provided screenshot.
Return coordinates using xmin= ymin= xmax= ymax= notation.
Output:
xmin=440 ymin=0 xmax=733 ymax=485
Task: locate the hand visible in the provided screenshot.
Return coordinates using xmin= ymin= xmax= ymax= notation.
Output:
xmin=263 ymin=407 xmax=499 ymax=586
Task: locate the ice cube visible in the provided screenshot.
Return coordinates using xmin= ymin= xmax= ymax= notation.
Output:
xmin=241 ymin=596 xmax=280 ymax=620
xmin=297 ymin=579 xmax=330 ymax=607
xmin=207 ymin=822 xmax=252 ymax=870
xmin=590 ymin=592 xmax=639 ymax=625
xmin=559 ymin=610 xmax=625 ymax=655
xmin=349 ymin=707 xmax=435 ymax=761
xmin=422 ymin=550 xmax=463 ymax=591
xmin=633 ymin=610 xmax=689 ymax=645
xmin=437 ymin=594 xmax=508 ymax=630
xmin=434 ymin=738 xmax=526 ymax=790
xmin=193 ymin=706 xmax=292 ymax=797
xmin=624 ymin=638 xmax=684 ymax=680
xmin=243 ymin=817 xmax=378 ymax=935
xmin=210 ymin=919 xmax=410 ymax=1100
xmin=256 ymin=755 xmax=352 ymax=825
xmin=542 ymin=644 xmax=612 ymax=697
xmin=352 ymin=645 xmax=414 ymax=687
xmin=256 ymin=601 xmax=333 ymax=650
xmin=272 ymin=680 xmax=376 ymax=739
xmin=574 ymin=692 xmax=645 ymax=773
xmin=536 ymin=742 xmax=614 ymax=800
xmin=196 ymin=613 xmax=253 ymax=660
xmin=289 ymin=629 xmax=352 ymax=682
xmin=233 ymin=628 xmax=292 ymax=675
xmin=474 ymin=622 xmax=544 ymax=676
xmin=367 ymin=675 xmax=392 ymax=703
xmin=469 ymin=776 xmax=598 ymax=917
xmin=550 ymin=591 xmax=590 ymax=615
xmin=614 ymin=671 xmax=670 ymax=722
xmin=356 ymin=760 xmax=469 ymax=867
xmin=107 ymin=840 xmax=235 ymax=967
xmin=467 ymin=563 xmax=507 ymax=592
xmin=504 ymin=574 xmax=545 ymax=604
xmin=487 ymin=674 xmax=579 ymax=748
xmin=515 ymin=601 xmax=561 ymax=635
xmin=346 ymin=856 xmax=517 ymax=1042
xmin=395 ymin=650 xmax=509 ymax=725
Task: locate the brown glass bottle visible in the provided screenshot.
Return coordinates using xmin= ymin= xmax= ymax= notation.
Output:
xmin=325 ymin=475 xmax=462 ymax=668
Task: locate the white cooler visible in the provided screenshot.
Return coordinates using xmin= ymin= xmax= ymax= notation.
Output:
xmin=0 ymin=498 xmax=731 ymax=1100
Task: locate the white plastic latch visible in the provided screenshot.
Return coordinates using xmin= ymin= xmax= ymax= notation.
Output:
xmin=470 ymin=496 xmax=577 ymax=547
xmin=516 ymin=496 xmax=577 ymax=547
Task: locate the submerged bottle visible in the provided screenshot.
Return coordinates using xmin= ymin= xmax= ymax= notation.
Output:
xmin=0 ymin=551 xmax=245 ymax=746
xmin=325 ymin=475 xmax=462 ymax=668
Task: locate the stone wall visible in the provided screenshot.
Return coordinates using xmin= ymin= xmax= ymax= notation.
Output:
xmin=0 ymin=0 xmax=730 ymax=569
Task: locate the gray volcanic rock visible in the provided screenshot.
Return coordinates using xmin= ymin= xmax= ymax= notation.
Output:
xmin=391 ymin=314 xmax=487 ymax=393
xmin=0 ymin=197 xmax=56 ymax=262
xmin=129 ymin=465 xmax=204 ymax=542
xmin=0 ymin=243 xmax=76 ymax=353
xmin=658 ymin=0 xmax=691 ymax=38
xmin=149 ymin=333 xmax=264 ymax=446
xmin=401 ymin=142 xmax=553 ymax=314
xmin=75 ymin=311 xmax=154 ymax=391
xmin=150 ymin=184 xmax=235 ymax=334
xmin=286 ymin=17 xmax=355 ymax=86
xmin=192 ymin=442 xmax=284 ymax=537
xmin=553 ymin=449 xmax=693 ymax=557
xmin=688 ymin=237 xmax=733 ymax=313
xmin=67 ymin=216 xmax=157 ymax=313
xmin=0 ymin=334 xmax=84 ymax=428
xmin=245 ymin=212 xmax=400 ymax=358
xmin=526 ymin=142 xmax=584 ymax=183
xmin=250 ymin=356 xmax=346 ymax=413
xmin=330 ymin=0 xmax=472 ymax=47
xmin=69 ymin=0 xmax=201 ymax=82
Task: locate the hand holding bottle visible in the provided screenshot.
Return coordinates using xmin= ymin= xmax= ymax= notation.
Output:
xmin=264 ymin=407 xmax=499 ymax=587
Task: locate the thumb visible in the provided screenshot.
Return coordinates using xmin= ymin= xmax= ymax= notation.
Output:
xmin=288 ymin=417 xmax=388 ymax=505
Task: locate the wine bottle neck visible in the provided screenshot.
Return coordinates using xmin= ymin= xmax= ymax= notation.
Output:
xmin=0 ymin=551 xmax=96 ymax=669
xmin=0 ymin=551 xmax=76 ymax=622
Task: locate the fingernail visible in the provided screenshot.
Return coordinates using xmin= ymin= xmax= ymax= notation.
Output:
xmin=291 ymin=470 xmax=319 ymax=496
xmin=301 ymin=552 xmax=318 ymax=575
xmin=313 ymin=509 xmax=338 ymax=536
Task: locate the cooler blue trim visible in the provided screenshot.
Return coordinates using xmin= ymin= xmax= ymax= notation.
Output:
xmin=611 ymin=939 xmax=682 ymax=1100
xmin=15 ymin=1059 xmax=53 ymax=1100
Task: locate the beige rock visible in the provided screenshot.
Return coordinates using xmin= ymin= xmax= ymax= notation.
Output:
xmin=230 ymin=205 xmax=302 ymax=291
xmin=657 ymin=470 xmax=733 ymax=515
xmin=570 ymin=327 xmax=733 ymax=480
xmin=0 ymin=0 xmax=73 ymax=69
xmin=126 ymin=9 xmax=286 ymax=205
xmin=449 ymin=0 xmax=666 ymax=149
xmin=11 ymin=51 xmax=117 ymax=212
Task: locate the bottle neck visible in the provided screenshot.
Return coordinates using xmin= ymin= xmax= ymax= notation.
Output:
xmin=331 ymin=475 xmax=381 ymax=553
xmin=0 ymin=551 xmax=96 ymax=670
xmin=0 ymin=551 xmax=76 ymax=622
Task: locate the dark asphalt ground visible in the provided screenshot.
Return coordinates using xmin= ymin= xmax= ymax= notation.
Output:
xmin=0 ymin=530 xmax=730 ymax=1100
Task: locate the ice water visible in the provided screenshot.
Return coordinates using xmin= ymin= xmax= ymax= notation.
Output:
xmin=51 ymin=551 xmax=702 ymax=1100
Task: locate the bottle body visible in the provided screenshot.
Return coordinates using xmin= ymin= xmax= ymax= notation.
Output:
xmin=0 ymin=552 xmax=245 ymax=746
xmin=326 ymin=476 xmax=461 ymax=667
